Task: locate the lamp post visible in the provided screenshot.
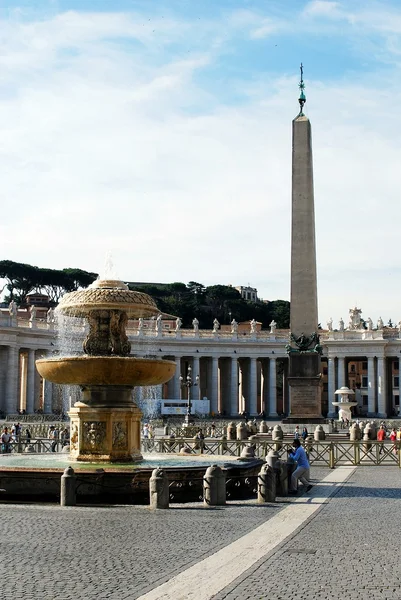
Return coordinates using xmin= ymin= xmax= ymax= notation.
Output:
xmin=180 ymin=365 xmax=199 ymax=426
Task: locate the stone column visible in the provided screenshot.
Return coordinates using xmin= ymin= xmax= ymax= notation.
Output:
xmin=26 ymin=349 xmax=36 ymax=414
xmin=377 ymin=357 xmax=387 ymax=417
xmin=19 ymin=352 xmax=27 ymax=413
xmin=230 ymin=356 xmax=238 ymax=416
xmin=337 ymin=357 xmax=346 ymax=389
xmin=260 ymin=360 xmax=268 ymax=415
xmin=191 ymin=355 xmax=200 ymax=401
xmin=269 ymin=357 xmax=278 ymax=417
xmin=210 ymin=356 xmax=219 ymax=415
xmin=5 ymin=345 xmax=19 ymax=414
xmin=173 ymin=357 xmax=181 ymax=399
xmin=249 ymin=357 xmax=258 ymax=416
xmin=327 ymin=356 xmax=336 ymax=418
xmin=367 ymin=356 xmax=376 ymax=416
xmin=43 ymin=380 xmax=53 ymax=414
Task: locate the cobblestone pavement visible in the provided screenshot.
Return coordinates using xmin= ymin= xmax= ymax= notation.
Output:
xmin=1 ymin=467 xmax=395 ymax=600
xmin=0 ymin=495 xmax=284 ymax=600
xmin=213 ymin=467 xmax=401 ymax=600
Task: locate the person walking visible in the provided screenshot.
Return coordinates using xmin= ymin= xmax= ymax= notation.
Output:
xmin=288 ymin=439 xmax=313 ymax=494
xmin=294 ymin=426 xmax=300 ymax=440
xmin=377 ymin=425 xmax=386 ymax=455
xmin=301 ymin=427 xmax=308 ymax=441
xmin=390 ymin=427 xmax=397 ymax=455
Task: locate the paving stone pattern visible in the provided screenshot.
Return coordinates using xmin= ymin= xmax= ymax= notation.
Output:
xmin=0 ymin=498 xmax=283 ymax=600
xmin=213 ymin=467 xmax=401 ymax=600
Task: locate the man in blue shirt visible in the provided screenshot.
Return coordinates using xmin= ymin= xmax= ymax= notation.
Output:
xmin=288 ymin=439 xmax=313 ymax=494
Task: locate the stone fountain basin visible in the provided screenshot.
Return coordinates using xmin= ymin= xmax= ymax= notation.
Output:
xmin=36 ymin=356 xmax=175 ymax=386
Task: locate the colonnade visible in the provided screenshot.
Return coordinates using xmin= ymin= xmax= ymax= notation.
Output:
xmin=1 ymin=322 xmax=400 ymax=418
xmin=0 ymin=345 xmax=52 ymax=415
xmin=327 ymin=354 xmax=391 ymax=418
xmin=165 ymin=355 xmax=281 ymax=417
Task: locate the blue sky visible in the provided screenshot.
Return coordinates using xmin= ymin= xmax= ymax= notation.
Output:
xmin=2 ymin=0 xmax=401 ymax=325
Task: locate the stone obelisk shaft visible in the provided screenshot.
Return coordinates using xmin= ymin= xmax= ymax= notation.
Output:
xmin=290 ymin=115 xmax=318 ymax=337
xmin=288 ymin=112 xmax=322 ymax=420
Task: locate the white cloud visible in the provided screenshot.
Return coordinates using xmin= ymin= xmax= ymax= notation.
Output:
xmin=1 ymin=5 xmax=401 ymax=325
xmin=303 ymin=1 xmax=342 ymax=18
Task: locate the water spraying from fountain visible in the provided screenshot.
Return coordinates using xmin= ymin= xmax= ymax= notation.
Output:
xmin=36 ymin=275 xmax=175 ymax=462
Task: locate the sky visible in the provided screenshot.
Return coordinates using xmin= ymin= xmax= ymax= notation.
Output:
xmin=1 ymin=0 xmax=401 ymax=326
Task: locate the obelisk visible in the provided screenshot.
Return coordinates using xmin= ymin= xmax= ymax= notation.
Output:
xmin=287 ymin=65 xmax=322 ymax=420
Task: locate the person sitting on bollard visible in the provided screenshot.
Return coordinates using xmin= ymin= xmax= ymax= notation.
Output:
xmin=377 ymin=425 xmax=386 ymax=455
xmin=288 ymin=439 xmax=313 ymax=495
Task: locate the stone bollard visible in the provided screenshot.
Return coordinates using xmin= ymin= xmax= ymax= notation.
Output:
xmin=369 ymin=421 xmax=377 ymax=439
xmin=274 ymin=460 xmax=289 ymax=496
xmin=305 ymin=435 xmax=314 ymax=455
xmin=203 ymin=465 xmax=226 ymax=506
xmin=60 ymin=466 xmax=76 ymax=506
xmin=237 ymin=422 xmax=248 ymax=440
xmin=314 ymin=425 xmax=326 ymax=441
xmin=363 ymin=423 xmax=373 ymax=453
xmin=259 ymin=420 xmax=268 ymax=434
xmin=221 ymin=435 xmax=228 ymax=452
xmin=227 ymin=422 xmax=237 ymax=440
xmin=272 ymin=425 xmax=283 ymax=450
xmin=248 ymin=420 xmax=258 ymax=435
xmin=240 ymin=444 xmax=255 ymax=460
xmin=266 ymin=449 xmax=279 ymax=469
xmin=257 ymin=463 xmax=276 ymax=503
xmin=349 ymin=423 xmax=361 ymax=441
xmin=149 ymin=468 xmax=169 ymax=509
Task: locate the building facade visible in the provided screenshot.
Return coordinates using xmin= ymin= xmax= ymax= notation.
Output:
xmin=0 ymin=309 xmax=400 ymax=418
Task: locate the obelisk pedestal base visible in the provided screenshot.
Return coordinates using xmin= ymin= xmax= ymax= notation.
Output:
xmin=68 ymin=385 xmax=143 ymax=462
xmin=285 ymin=354 xmax=323 ymax=421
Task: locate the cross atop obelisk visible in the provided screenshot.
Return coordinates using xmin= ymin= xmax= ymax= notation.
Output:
xmin=286 ymin=65 xmax=322 ymax=420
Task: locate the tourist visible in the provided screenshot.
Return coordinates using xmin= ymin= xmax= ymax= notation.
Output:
xmin=397 ymin=427 xmax=401 ymax=442
xmin=25 ymin=428 xmax=31 ymax=442
xmin=288 ymin=439 xmax=313 ymax=495
xmin=49 ymin=426 xmax=58 ymax=452
xmin=377 ymin=425 xmax=386 ymax=454
xmin=60 ymin=428 xmax=69 ymax=447
xmin=390 ymin=427 xmax=397 ymax=454
xmin=196 ymin=429 xmax=205 ymax=440
xmin=294 ymin=426 xmax=300 ymax=440
xmin=143 ymin=423 xmax=150 ymax=439
xmin=211 ymin=422 xmax=216 ymax=438
xmin=1 ymin=427 xmax=12 ymax=454
xmin=301 ymin=427 xmax=308 ymax=441
xmin=148 ymin=424 xmax=154 ymax=439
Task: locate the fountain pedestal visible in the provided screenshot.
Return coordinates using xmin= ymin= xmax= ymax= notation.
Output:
xmin=69 ymin=385 xmax=142 ymax=462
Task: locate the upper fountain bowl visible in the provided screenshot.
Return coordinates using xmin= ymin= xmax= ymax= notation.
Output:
xmin=57 ymin=278 xmax=159 ymax=318
xmin=36 ymin=356 xmax=176 ymax=386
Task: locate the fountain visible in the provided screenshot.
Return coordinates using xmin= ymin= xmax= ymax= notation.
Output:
xmin=332 ymin=386 xmax=357 ymax=422
xmin=36 ymin=277 xmax=175 ymax=462
xmin=0 ymin=276 xmax=263 ymax=504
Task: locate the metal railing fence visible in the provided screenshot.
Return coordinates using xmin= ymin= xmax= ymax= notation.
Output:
xmin=143 ymin=438 xmax=401 ymax=467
